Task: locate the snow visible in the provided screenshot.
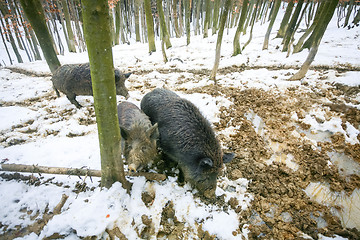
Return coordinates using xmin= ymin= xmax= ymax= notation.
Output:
xmin=0 ymin=5 xmax=359 ymax=240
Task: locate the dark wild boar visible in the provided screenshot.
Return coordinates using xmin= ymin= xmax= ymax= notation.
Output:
xmin=140 ymin=88 xmax=234 ymax=199
xmin=51 ymin=63 xmax=131 ymax=108
xmin=117 ymin=101 xmax=159 ymax=173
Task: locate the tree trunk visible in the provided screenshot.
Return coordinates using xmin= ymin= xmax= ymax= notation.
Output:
xmin=282 ymin=0 xmax=304 ymax=52
xmin=173 ymin=0 xmax=181 ymax=37
xmin=61 ymin=0 xmax=77 ymax=52
xmin=144 ymin=0 xmax=156 ymax=52
xmin=81 ymin=0 xmax=130 ymax=191
xmin=276 ymin=0 xmax=294 ymax=38
xmin=114 ymin=2 xmax=121 ymax=45
xmin=157 ymin=0 xmax=172 ymax=49
xmin=69 ymin=0 xmax=86 ymax=52
xmin=233 ymin=0 xmax=249 ymax=56
xmin=212 ymin=0 xmax=220 ymax=34
xmin=293 ymin=1 xmax=323 ymax=53
xmin=19 ymin=0 xmax=60 ymax=73
xmin=194 ymin=0 xmax=202 ymax=35
xmin=135 ymin=0 xmax=141 ymax=42
xmin=290 ymin=0 xmax=339 ymax=81
xmin=203 ymin=0 xmax=211 ymax=38
xmin=343 ymin=0 xmax=354 ymax=28
xmin=263 ymin=0 xmax=281 ymax=50
xmin=210 ymin=0 xmax=232 ymax=82
xmin=185 ymin=0 xmax=191 ymax=45
xmin=0 ymin=24 xmax=13 ymax=65
xmin=242 ymin=0 xmax=260 ymax=51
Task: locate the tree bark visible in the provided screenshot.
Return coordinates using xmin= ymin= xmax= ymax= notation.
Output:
xmin=185 ymin=0 xmax=191 ymax=45
xmin=203 ymin=0 xmax=211 ymax=38
xmin=81 ymin=0 xmax=130 ymax=190
xmin=19 ymin=0 xmax=60 ymax=73
xmin=134 ymin=0 xmax=141 ymax=42
xmin=263 ymin=0 xmax=281 ymax=50
xmin=233 ymin=0 xmax=249 ymax=56
xmin=61 ymin=0 xmax=77 ymax=52
xmin=290 ymin=0 xmax=339 ymax=80
xmin=282 ymin=0 xmax=304 ymax=52
xmin=210 ymin=0 xmax=232 ymax=82
xmin=276 ymin=0 xmax=294 ymax=38
xmin=0 ymin=163 xmax=167 ymax=181
xmin=173 ymin=0 xmax=181 ymax=37
xmin=157 ymin=0 xmax=172 ymax=49
xmin=144 ymin=0 xmax=156 ymax=52
xmin=212 ymin=0 xmax=220 ymax=34
xmin=242 ymin=0 xmax=260 ymax=51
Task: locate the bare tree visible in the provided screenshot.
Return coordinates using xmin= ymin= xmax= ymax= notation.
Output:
xmin=210 ymin=0 xmax=232 ymax=82
xmin=19 ymin=0 xmax=60 ymax=73
xmin=290 ymin=0 xmax=339 ymax=81
xmin=81 ymin=0 xmax=130 ymax=190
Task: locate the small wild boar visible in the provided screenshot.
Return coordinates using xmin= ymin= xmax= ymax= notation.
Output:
xmin=51 ymin=63 xmax=131 ymax=108
xmin=117 ymin=101 xmax=159 ymax=173
xmin=141 ymin=88 xmax=234 ymax=199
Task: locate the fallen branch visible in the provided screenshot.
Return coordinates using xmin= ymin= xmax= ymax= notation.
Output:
xmin=0 ymin=194 xmax=69 ymax=239
xmin=0 ymin=163 xmax=167 ymax=181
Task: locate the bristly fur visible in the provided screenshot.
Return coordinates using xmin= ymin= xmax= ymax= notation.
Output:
xmin=51 ymin=63 xmax=130 ymax=108
xmin=117 ymin=101 xmax=159 ymax=172
xmin=140 ymin=88 xmax=234 ymax=198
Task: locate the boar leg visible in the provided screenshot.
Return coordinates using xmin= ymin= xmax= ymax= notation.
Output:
xmin=66 ymin=93 xmax=82 ymax=108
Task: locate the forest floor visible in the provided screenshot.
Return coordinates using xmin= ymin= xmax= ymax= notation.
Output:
xmin=1 ymin=13 xmax=360 ymax=238
xmin=1 ymin=63 xmax=359 ymax=239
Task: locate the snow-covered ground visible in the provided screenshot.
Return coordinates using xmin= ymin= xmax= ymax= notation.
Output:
xmin=0 ymin=6 xmax=359 ymax=240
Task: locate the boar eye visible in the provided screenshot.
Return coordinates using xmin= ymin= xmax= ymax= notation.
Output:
xmin=141 ymin=146 xmax=147 ymax=152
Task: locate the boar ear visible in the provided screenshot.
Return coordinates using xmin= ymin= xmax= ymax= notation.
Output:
xmin=223 ymin=153 xmax=235 ymax=164
xmin=124 ymin=72 xmax=132 ymax=79
xmin=147 ymin=123 xmax=159 ymax=139
xmin=120 ymin=126 xmax=130 ymax=140
xmin=199 ymin=158 xmax=213 ymax=168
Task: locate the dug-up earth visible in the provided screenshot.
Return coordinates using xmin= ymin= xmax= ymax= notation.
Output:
xmin=1 ymin=66 xmax=360 ymax=240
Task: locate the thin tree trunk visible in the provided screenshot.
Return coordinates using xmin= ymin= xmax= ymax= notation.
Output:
xmin=135 ymin=0 xmax=141 ymax=42
xmin=0 ymin=25 xmax=13 ymax=65
xmin=282 ymin=0 xmax=304 ymax=52
xmin=293 ymin=1 xmax=323 ymax=53
xmin=61 ymin=0 xmax=77 ymax=52
xmin=157 ymin=0 xmax=172 ymax=49
xmin=276 ymin=0 xmax=294 ymax=38
xmin=173 ymin=0 xmax=181 ymax=37
xmin=185 ymin=0 xmax=191 ymax=45
xmin=81 ymin=0 xmax=130 ymax=190
xmin=144 ymin=0 xmax=156 ymax=52
xmin=343 ymin=0 xmax=354 ymax=28
xmin=263 ymin=0 xmax=281 ymax=50
xmin=203 ymin=0 xmax=211 ymax=38
xmin=0 ymin=3 xmax=23 ymax=63
xmin=233 ymin=0 xmax=249 ymax=56
xmin=212 ymin=0 xmax=220 ymax=34
xmin=242 ymin=0 xmax=260 ymax=51
xmin=290 ymin=0 xmax=339 ymax=81
xmin=242 ymin=0 xmax=254 ymax=34
xmin=194 ymin=0 xmax=202 ymax=35
xmin=114 ymin=3 xmax=120 ymax=45
xmin=19 ymin=0 xmax=60 ymax=73
xmin=70 ymin=0 xmax=86 ymax=52
xmin=210 ymin=0 xmax=232 ymax=82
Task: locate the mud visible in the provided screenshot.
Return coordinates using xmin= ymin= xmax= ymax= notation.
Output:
xmin=185 ymin=83 xmax=360 ymax=239
xmin=1 ymin=67 xmax=359 ymax=239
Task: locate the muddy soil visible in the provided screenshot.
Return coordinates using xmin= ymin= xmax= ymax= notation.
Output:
xmin=184 ymin=83 xmax=360 ymax=239
xmin=1 ymin=67 xmax=359 ymax=239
